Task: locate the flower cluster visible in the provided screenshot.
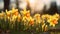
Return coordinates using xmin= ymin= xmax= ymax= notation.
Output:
xmin=0 ymin=7 xmax=59 ymax=32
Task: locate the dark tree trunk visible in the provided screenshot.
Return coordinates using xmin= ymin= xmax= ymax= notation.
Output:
xmin=46 ymin=2 xmax=58 ymax=15
xmin=26 ymin=0 xmax=30 ymax=10
xmin=16 ymin=0 xmax=19 ymax=9
xmin=4 ymin=0 xmax=10 ymax=12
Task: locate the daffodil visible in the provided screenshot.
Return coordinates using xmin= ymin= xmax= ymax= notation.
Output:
xmin=12 ymin=9 xmax=19 ymax=16
xmin=34 ymin=14 xmax=41 ymax=24
xmin=0 ymin=7 xmax=59 ymax=32
xmin=0 ymin=11 xmax=5 ymax=19
xmin=11 ymin=7 xmax=16 ymax=14
xmin=45 ymin=14 xmax=51 ymax=19
xmin=29 ymin=18 xmax=34 ymax=26
xmin=17 ymin=14 xmax=21 ymax=22
xmin=14 ymin=11 xmax=19 ymax=16
xmin=22 ymin=16 xmax=27 ymax=22
xmin=22 ymin=15 xmax=33 ymax=27
xmin=42 ymin=14 xmax=51 ymax=20
xmin=25 ymin=12 xmax=30 ymax=17
xmin=6 ymin=10 xmax=11 ymax=19
xmin=22 ymin=9 xmax=31 ymax=22
xmin=20 ymin=8 xmax=30 ymax=16
xmin=11 ymin=15 xmax=17 ymax=22
xmin=47 ymin=16 xmax=58 ymax=27
xmin=22 ymin=16 xmax=32 ymax=22
xmin=41 ymin=15 xmax=46 ymax=20
xmin=54 ymin=13 xmax=59 ymax=17
xmin=53 ymin=13 xmax=59 ymax=20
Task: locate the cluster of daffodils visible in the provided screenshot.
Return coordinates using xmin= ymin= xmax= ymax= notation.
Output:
xmin=0 ymin=8 xmax=60 ymax=32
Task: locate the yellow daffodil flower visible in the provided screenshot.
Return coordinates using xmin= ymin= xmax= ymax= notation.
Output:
xmin=0 ymin=11 xmax=5 ymax=19
xmin=12 ymin=9 xmax=19 ymax=16
xmin=17 ymin=14 xmax=21 ymax=22
xmin=34 ymin=14 xmax=41 ymax=24
xmin=42 ymin=14 xmax=51 ymax=20
xmin=20 ymin=8 xmax=30 ymax=16
xmin=47 ymin=16 xmax=58 ymax=27
xmin=6 ymin=11 xmax=11 ymax=17
xmin=29 ymin=18 xmax=34 ymax=26
xmin=22 ymin=16 xmax=32 ymax=22
xmin=53 ymin=13 xmax=59 ymax=20
xmin=6 ymin=10 xmax=11 ymax=19
xmin=12 ymin=15 xmax=17 ymax=22
xmin=22 ymin=16 xmax=27 ymax=22
xmin=11 ymin=7 xmax=16 ymax=13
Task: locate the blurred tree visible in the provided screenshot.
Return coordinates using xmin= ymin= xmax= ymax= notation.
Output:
xmin=26 ymin=0 xmax=30 ymax=10
xmin=16 ymin=0 xmax=19 ymax=9
xmin=50 ymin=2 xmax=58 ymax=14
xmin=4 ymin=0 xmax=10 ymax=12
xmin=46 ymin=2 xmax=58 ymax=15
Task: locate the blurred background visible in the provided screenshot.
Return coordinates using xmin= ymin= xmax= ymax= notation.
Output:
xmin=0 ymin=0 xmax=60 ymax=14
xmin=0 ymin=0 xmax=60 ymax=34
